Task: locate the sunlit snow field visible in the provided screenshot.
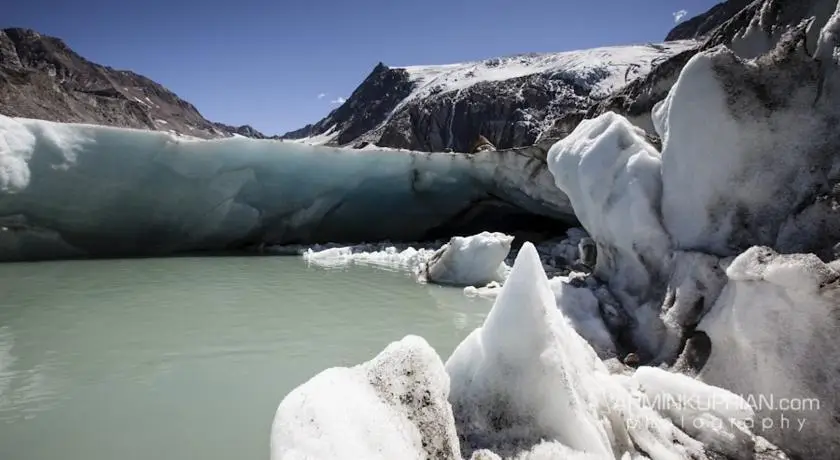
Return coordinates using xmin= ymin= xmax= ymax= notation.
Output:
xmin=0 ymin=255 xmax=491 ymax=460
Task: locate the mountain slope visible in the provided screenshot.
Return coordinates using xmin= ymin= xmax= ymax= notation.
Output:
xmin=0 ymin=28 xmax=268 ymax=139
xmin=665 ymin=0 xmax=754 ymax=41
xmin=591 ymin=0 xmax=840 ymax=132
xmin=282 ymin=41 xmax=696 ymax=152
xmin=288 ymin=0 xmax=840 ymax=153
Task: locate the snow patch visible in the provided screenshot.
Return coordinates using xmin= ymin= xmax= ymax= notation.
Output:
xmin=289 ymin=125 xmax=339 ymax=146
xmin=398 ymin=41 xmax=697 ymax=106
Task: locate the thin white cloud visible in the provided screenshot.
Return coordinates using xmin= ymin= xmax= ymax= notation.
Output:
xmin=317 ymin=93 xmax=327 ymax=99
xmin=673 ymin=9 xmax=688 ymax=23
xmin=330 ymin=97 xmax=347 ymax=104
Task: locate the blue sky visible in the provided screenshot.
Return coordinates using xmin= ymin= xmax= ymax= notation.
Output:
xmin=6 ymin=0 xmax=719 ymax=135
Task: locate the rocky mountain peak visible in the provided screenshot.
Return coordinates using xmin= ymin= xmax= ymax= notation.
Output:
xmin=665 ymin=0 xmax=755 ymax=41
xmin=591 ymin=0 xmax=840 ymax=133
xmin=281 ymin=0 xmax=840 ymax=155
xmin=4 ymin=0 xmax=833 ymax=150
xmin=0 ymin=27 xmax=270 ymax=139
xmin=284 ymin=41 xmax=697 ymax=152
xmin=281 ymin=61 xmax=414 ymax=144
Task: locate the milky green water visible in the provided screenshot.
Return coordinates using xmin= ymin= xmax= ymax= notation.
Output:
xmin=0 ymin=256 xmax=492 ymax=460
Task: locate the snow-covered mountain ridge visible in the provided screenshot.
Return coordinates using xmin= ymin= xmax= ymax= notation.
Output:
xmin=396 ymin=42 xmax=695 ymax=106
xmin=282 ymin=41 xmax=696 ymax=152
xmin=286 ymin=0 xmax=840 ymax=153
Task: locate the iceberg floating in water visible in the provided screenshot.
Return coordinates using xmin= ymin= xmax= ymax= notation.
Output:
xmin=287 ymin=231 xmax=514 ymax=288
xmin=0 ymin=116 xmax=574 ymax=261
xmin=419 ymin=232 xmax=513 ymax=287
xmin=297 ymin=242 xmax=441 ymax=272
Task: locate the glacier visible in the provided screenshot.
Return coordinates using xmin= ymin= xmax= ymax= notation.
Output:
xmin=299 ymin=242 xmax=441 ymax=272
xmin=697 ymin=247 xmax=840 ymax=458
xmin=5 ymin=3 xmax=840 ymax=459
xmin=541 ymin=12 xmax=840 ymax=458
xmin=0 ymin=115 xmax=574 ymax=261
xmin=273 ymin=244 xmax=788 ymax=460
xmin=272 ymin=8 xmax=840 ymax=459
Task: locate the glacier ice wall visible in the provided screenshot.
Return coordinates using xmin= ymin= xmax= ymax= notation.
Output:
xmin=697 ymin=247 xmax=840 ymax=459
xmin=545 ymin=12 xmax=840 ymax=459
xmin=546 ymin=112 xmax=674 ymax=360
xmin=656 ymin=20 xmax=840 ymax=258
xmin=547 ymin=112 xmax=671 ymax=306
xmin=0 ymin=116 xmax=575 ymax=261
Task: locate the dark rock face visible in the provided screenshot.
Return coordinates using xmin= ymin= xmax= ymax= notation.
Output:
xmin=284 ymin=49 xmax=666 ymax=153
xmin=590 ymin=0 xmax=839 ymax=130
xmin=665 ymin=0 xmax=755 ymax=41
xmin=374 ymin=73 xmax=589 ymax=152
xmin=281 ymin=63 xmax=414 ymax=144
xmin=707 ymin=0 xmax=838 ymax=58
xmin=587 ymin=49 xmax=700 ymax=129
xmin=384 ymin=72 xmax=600 ymax=152
xmin=285 ymin=0 xmax=830 ymax=154
xmin=535 ymin=110 xmax=587 ymax=142
xmin=0 ymin=28 xmax=268 ymax=139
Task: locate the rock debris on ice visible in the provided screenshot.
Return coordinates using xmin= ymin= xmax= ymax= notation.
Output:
xmin=271 ymin=335 xmax=461 ymax=460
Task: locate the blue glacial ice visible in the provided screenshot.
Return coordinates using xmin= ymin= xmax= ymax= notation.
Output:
xmin=0 ymin=116 xmax=574 ymax=261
